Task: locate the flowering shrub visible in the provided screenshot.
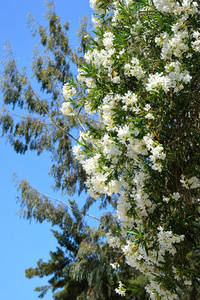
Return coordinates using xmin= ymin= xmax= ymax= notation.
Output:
xmin=61 ymin=0 xmax=200 ymax=299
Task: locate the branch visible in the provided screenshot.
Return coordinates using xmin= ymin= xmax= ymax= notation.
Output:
xmin=0 ymin=106 xmax=48 ymax=122
xmin=4 ymin=47 xmax=80 ymax=144
xmin=43 ymin=107 xmax=81 ymax=143
xmin=31 ymin=185 xmax=101 ymax=222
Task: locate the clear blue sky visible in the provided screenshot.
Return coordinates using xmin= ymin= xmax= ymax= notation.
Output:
xmin=0 ymin=1 xmax=95 ymax=299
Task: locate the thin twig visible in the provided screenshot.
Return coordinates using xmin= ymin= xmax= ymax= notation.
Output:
xmin=33 ymin=186 xmax=101 ymax=222
xmin=43 ymin=107 xmax=80 ymax=143
xmin=0 ymin=106 xmax=48 ymax=122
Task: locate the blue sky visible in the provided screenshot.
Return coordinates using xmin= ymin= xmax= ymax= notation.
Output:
xmin=0 ymin=1 xmax=96 ymax=299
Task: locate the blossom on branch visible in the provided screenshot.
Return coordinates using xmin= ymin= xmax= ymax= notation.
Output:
xmin=61 ymin=0 xmax=200 ymax=298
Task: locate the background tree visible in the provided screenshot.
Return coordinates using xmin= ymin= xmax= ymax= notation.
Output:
xmin=20 ymin=179 xmax=142 ymax=299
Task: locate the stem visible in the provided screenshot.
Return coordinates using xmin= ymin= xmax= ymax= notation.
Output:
xmin=43 ymin=107 xmax=80 ymax=143
xmin=32 ymin=185 xmax=101 ymax=222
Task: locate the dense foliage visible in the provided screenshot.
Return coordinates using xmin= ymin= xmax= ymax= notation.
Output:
xmin=62 ymin=0 xmax=200 ymax=299
xmin=0 ymin=1 xmax=146 ymax=299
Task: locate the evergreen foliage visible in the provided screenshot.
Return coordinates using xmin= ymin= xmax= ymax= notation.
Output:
xmin=16 ymin=179 xmax=139 ymax=299
xmin=0 ymin=3 xmax=85 ymax=195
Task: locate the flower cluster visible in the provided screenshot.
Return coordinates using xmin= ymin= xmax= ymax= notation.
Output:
xmin=115 ymin=281 xmax=126 ymax=297
xmin=61 ymin=83 xmax=77 ymax=116
xmin=180 ymin=175 xmax=200 ymax=189
xmin=60 ymin=102 xmax=75 ymax=116
xmin=61 ymin=0 xmax=200 ymax=298
xmin=62 ymin=83 xmax=76 ymax=100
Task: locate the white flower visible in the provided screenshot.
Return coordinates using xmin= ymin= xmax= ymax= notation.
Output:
xmin=117 ymin=125 xmax=131 ymax=141
xmin=115 ymin=288 xmax=125 ymax=297
xmin=107 ymin=231 xmax=121 ymax=248
xmin=124 ymin=57 xmax=144 ymax=79
xmin=103 ymin=32 xmax=115 ymax=49
xmin=85 ymin=78 xmax=96 ymax=88
xmin=145 ymin=113 xmax=154 ymax=120
xmin=115 ymin=281 xmax=126 ymax=297
xmin=62 ymin=83 xmax=76 ymax=100
xmin=90 ymin=0 xmax=105 ymax=14
xmin=111 ymin=75 xmax=121 ymax=84
xmin=144 ymin=104 xmax=151 ymax=111
xmin=146 ymin=73 xmax=171 ymax=93
xmin=184 ymin=279 xmax=192 ymax=286
xmin=163 ymin=196 xmax=170 ymax=203
xmin=110 ymin=262 xmax=119 ymax=269
xmin=60 ymin=102 xmax=75 ymax=116
xmin=73 ymin=145 xmax=84 ymax=161
xmin=180 ymin=175 xmax=200 ymax=189
xmin=172 ymin=192 xmax=180 ymax=201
